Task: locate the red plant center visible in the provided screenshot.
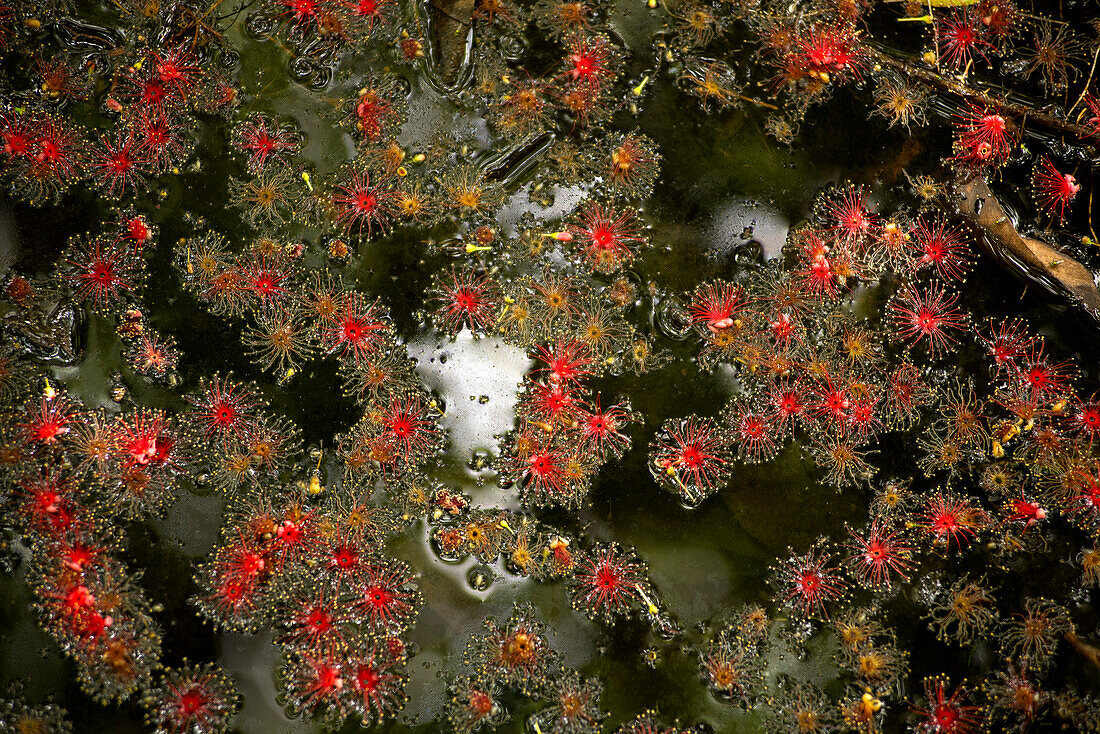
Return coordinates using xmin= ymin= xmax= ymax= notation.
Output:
xmin=595 ymin=567 xmax=620 ymax=591
xmin=178 ymin=687 xmax=209 ymax=715
xmin=365 ymin=587 xmax=392 ymax=608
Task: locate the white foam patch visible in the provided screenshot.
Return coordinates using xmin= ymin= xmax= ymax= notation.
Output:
xmin=406 ymin=331 xmax=531 ymax=460
xmin=705 ymin=197 xmax=790 ymax=260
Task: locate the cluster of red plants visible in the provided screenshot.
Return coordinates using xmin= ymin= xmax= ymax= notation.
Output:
xmin=193 ymin=488 xmax=414 ymax=727
xmin=644 ymin=186 xmax=1100 ymax=731
xmin=0 ymin=44 xmax=232 ymax=206
xmin=648 ymin=187 xmax=964 ymax=501
xmin=261 ymin=0 xmax=400 ymax=48
xmin=3 ymin=0 xmax=1100 ymax=729
xmin=499 ymin=337 xmax=638 ymax=509
xmin=3 ymin=385 xmax=176 ymax=706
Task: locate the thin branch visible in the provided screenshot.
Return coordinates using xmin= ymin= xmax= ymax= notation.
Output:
xmin=1068 ymin=45 xmax=1100 ymax=118
xmin=738 ymin=95 xmax=779 ymax=110
xmin=1066 ymin=631 xmax=1100 ymax=672
xmin=867 ymin=46 xmax=1099 ymax=149
xmin=953 ymin=176 xmax=1100 ymax=323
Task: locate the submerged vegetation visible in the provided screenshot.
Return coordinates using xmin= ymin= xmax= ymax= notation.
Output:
xmin=1 ymin=0 xmax=1100 ymax=731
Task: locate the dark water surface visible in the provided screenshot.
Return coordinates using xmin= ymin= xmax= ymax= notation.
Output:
xmin=3 ymin=3 xmax=1100 ymax=733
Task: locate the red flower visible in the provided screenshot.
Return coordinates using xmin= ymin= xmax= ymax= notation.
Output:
xmin=343 ymin=0 xmax=396 ymax=32
xmin=563 ymin=33 xmax=614 ymax=91
xmin=975 ymin=317 xmax=1033 ymax=371
xmin=1083 ymin=94 xmax=1100 ymax=138
xmin=575 ymin=395 xmax=635 ymax=460
xmin=918 ymin=493 xmax=984 ymax=551
xmin=136 ymin=111 xmax=189 ymax=172
xmin=688 ymin=281 xmax=749 ymax=333
xmin=20 ymin=394 xmax=80 ymax=447
xmin=331 ymin=169 xmax=396 ymax=239
xmin=812 ymin=375 xmax=851 ymax=428
xmin=888 ymin=283 xmax=968 ymax=357
xmin=1013 ymin=342 xmax=1075 ymax=400
xmin=149 ymin=46 xmax=203 ymax=100
xmin=117 ymin=211 xmax=154 ymax=250
xmin=1067 ymin=396 xmax=1100 ymax=445
xmin=569 ymin=544 xmax=648 ymax=622
xmin=18 ymin=469 xmax=79 ymax=535
xmin=566 ymin=200 xmax=645 ymax=272
xmin=432 ymin=266 xmax=497 ymax=336
xmin=504 ymin=433 xmax=579 ymax=507
xmin=910 ymin=217 xmax=972 ymax=281
xmin=283 ymin=654 xmax=346 ymax=716
xmin=353 ymin=87 xmax=398 ymax=141
xmin=912 ymin=677 xmax=982 ymax=734
xmin=0 ymin=109 xmax=34 ymax=161
xmin=794 ymin=23 xmax=864 ymax=82
xmin=820 ymin=185 xmax=876 ymax=242
xmin=344 ymin=648 xmax=407 ymax=726
xmin=31 ymin=114 xmax=85 ymax=183
xmin=1068 ymin=464 xmax=1100 ymax=533
xmin=378 ymin=394 xmax=442 ymax=460
xmin=275 ymin=0 xmax=323 ymax=33
xmin=275 ymin=581 xmax=347 ymax=651
xmin=938 ymin=10 xmax=991 ymax=69
xmin=770 ymin=378 xmax=809 ymax=427
xmin=147 ymin=664 xmax=240 ymax=734
xmin=731 ymin=406 xmax=779 ymax=463
xmin=66 ymin=238 xmax=143 ymax=310
xmin=238 ymin=249 xmax=294 ymax=307
xmin=1032 ymin=157 xmax=1080 ymax=223
xmin=795 ymin=230 xmax=841 ymax=298
xmin=651 ymin=415 xmax=733 ymax=504
xmin=321 ymin=293 xmax=390 ymax=364
xmin=844 ymin=521 xmax=913 ymax=588
xmin=354 ymin=559 xmax=421 ymax=631
xmin=1003 ymin=494 xmax=1046 ymax=529
xmin=317 ymin=531 xmax=368 ymax=577
xmin=952 ymin=106 xmax=1014 ymax=168
xmin=215 ymin=532 xmax=271 ymax=586
xmin=112 ymin=409 xmax=178 ymax=470
xmin=776 ymin=544 xmax=846 ymax=619
xmin=234 ymin=115 xmax=298 ymax=172
xmin=534 ymin=339 xmax=594 ymax=384
xmin=521 ymin=379 xmax=581 ymax=425
xmin=185 ymin=375 xmax=259 ymax=443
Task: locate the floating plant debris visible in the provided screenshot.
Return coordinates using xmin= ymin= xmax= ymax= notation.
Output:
xmin=2 ymin=0 xmax=1100 ymax=732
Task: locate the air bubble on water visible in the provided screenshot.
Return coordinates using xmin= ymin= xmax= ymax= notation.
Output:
xmin=467 ymin=565 xmax=493 ymax=591
xmin=244 ymin=12 xmax=273 ymax=38
xmin=654 ymin=297 xmax=692 ymax=341
xmin=468 ymin=449 xmax=492 ymax=472
xmin=678 ymin=496 xmax=703 ymax=511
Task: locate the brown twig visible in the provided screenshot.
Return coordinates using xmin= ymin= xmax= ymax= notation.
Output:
xmin=953 ymin=176 xmax=1100 ymax=324
xmin=867 ymin=46 xmax=1099 ymax=149
xmin=1089 ymin=185 xmax=1098 ymax=247
xmin=738 ymin=95 xmax=779 ymax=110
xmin=1065 ymin=631 xmax=1100 ymax=672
